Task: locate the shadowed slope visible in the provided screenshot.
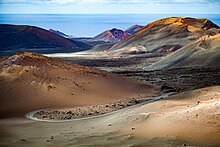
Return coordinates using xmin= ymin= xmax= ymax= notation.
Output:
xmin=147 ymin=34 xmax=220 ymax=70
xmin=0 ymin=24 xmax=91 ymax=56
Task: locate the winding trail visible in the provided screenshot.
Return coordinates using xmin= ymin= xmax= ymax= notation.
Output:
xmin=26 ymin=92 xmax=176 ymax=122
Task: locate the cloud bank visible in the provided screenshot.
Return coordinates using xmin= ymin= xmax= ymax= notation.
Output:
xmin=1 ymin=0 xmax=220 ymax=5
xmin=1 ymin=0 xmax=219 ymax=14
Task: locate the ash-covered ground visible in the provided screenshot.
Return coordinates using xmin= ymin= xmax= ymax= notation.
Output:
xmin=58 ymin=57 xmax=220 ymax=92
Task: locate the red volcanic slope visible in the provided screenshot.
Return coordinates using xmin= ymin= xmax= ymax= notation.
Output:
xmin=93 ymin=28 xmax=130 ymax=43
xmin=0 ymin=24 xmax=91 ymax=55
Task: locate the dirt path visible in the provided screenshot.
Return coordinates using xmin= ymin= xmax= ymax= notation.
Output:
xmin=26 ymin=92 xmax=176 ymax=122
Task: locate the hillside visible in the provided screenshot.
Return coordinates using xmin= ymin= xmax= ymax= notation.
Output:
xmin=0 ymin=52 xmax=160 ymax=117
xmin=147 ymin=34 xmax=220 ymax=70
xmin=0 ymin=24 xmax=91 ymax=56
xmin=108 ymin=17 xmax=220 ymax=56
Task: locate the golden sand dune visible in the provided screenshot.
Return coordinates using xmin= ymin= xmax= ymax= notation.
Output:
xmin=0 ymin=52 xmax=160 ymax=117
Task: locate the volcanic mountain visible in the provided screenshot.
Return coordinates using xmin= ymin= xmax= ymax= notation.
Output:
xmin=93 ymin=28 xmax=130 ymax=43
xmin=0 ymin=52 xmax=159 ymax=117
xmin=0 ymin=24 xmax=91 ymax=56
xmin=108 ymin=17 xmax=220 ymax=56
xmin=125 ymin=25 xmax=144 ymax=35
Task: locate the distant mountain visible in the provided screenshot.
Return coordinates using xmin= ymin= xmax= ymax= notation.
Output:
xmin=0 ymin=24 xmax=91 ymax=56
xmin=81 ymin=25 xmax=144 ymax=51
xmin=125 ymin=25 xmax=144 ymax=35
xmin=108 ymin=17 xmax=220 ymax=56
xmin=48 ymin=29 xmax=70 ymax=38
xmin=93 ymin=28 xmax=130 ymax=43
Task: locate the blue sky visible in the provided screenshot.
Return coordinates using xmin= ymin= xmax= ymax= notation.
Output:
xmin=0 ymin=0 xmax=220 ymax=14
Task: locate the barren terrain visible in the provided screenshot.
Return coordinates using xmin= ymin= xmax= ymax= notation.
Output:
xmin=0 ymin=52 xmax=159 ymax=118
xmin=0 ymin=86 xmax=219 ymax=147
xmin=1 ymin=17 xmax=220 ymax=147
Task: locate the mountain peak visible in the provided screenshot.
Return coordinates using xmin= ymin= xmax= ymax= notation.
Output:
xmin=162 ymin=17 xmax=218 ymax=28
xmin=93 ymin=28 xmax=130 ymax=43
xmin=125 ymin=24 xmax=144 ymax=35
xmin=137 ymin=17 xmax=219 ymax=34
xmin=109 ymin=28 xmax=119 ymax=31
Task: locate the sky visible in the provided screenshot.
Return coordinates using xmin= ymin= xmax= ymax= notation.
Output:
xmin=0 ymin=0 xmax=220 ymax=14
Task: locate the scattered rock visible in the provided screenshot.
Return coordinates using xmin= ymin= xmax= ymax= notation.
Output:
xmin=47 ymin=85 xmax=54 ymax=90
xmin=64 ymin=115 xmax=71 ymax=119
xmin=66 ymin=111 xmax=72 ymax=114
xmin=134 ymin=99 xmax=140 ymax=104
xmin=88 ymin=112 xmax=93 ymax=115
xmin=119 ymin=104 xmax=125 ymax=107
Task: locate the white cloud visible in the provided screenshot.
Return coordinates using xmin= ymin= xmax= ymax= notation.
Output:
xmin=1 ymin=0 xmax=219 ymax=5
xmin=45 ymin=0 xmax=105 ymax=4
xmin=1 ymin=0 xmax=109 ymax=4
